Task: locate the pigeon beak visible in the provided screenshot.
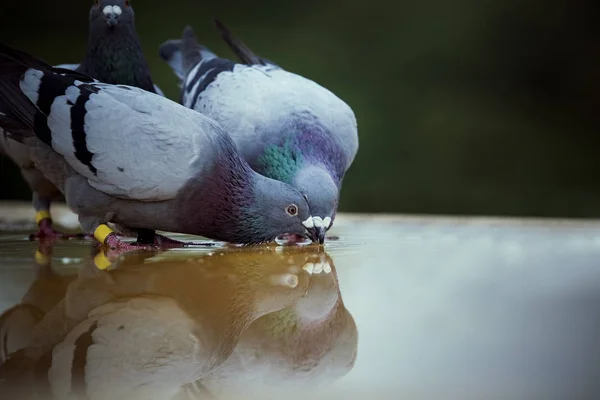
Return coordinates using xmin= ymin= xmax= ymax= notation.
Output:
xmin=307 ymin=226 xmax=327 ymax=244
xmin=106 ymin=15 xmax=119 ymax=27
xmin=302 ymin=216 xmax=331 ymax=245
xmin=103 ymin=5 xmax=122 ymax=27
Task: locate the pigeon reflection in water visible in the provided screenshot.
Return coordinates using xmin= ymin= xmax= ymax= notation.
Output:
xmin=0 ymin=246 xmax=357 ymax=400
xmin=0 ymin=241 xmax=75 ymax=364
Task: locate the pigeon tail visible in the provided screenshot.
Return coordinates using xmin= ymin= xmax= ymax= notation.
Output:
xmin=0 ymin=43 xmax=47 ymax=138
xmin=159 ymin=26 xmax=216 ymax=80
xmin=213 ymin=18 xmax=276 ymax=67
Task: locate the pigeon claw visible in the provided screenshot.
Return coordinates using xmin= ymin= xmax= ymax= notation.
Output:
xmin=29 ymin=218 xmax=87 ymax=241
xmin=94 ymin=224 xmax=153 ymax=252
xmin=104 ymin=234 xmax=154 ymax=251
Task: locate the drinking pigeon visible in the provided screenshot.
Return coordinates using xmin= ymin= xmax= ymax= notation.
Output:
xmin=0 ymin=42 xmax=313 ymax=248
xmin=0 ymin=0 xmax=163 ymax=243
xmin=158 ymin=22 xmax=359 ymax=244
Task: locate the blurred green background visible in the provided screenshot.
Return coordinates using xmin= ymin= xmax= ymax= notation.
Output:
xmin=0 ymin=0 xmax=598 ymax=217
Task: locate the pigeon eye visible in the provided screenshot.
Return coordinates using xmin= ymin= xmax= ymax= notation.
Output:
xmin=124 ymin=0 xmax=130 ymax=6
xmin=285 ymin=204 xmax=298 ymax=216
xmin=94 ymin=0 xmax=99 ymax=6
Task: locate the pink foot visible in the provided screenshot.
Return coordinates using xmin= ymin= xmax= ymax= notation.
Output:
xmin=100 ymin=234 xmax=215 ymax=261
xmin=29 ymin=219 xmax=88 ymax=241
xmin=98 ymin=234 xmax=156 ymax=262
xmin=105 ymin=234 xmax=154 ymax=251
xmin=153 ymin=234 xmax=217 ymax=249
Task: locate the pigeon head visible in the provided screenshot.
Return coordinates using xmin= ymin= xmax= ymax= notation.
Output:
xmin=250 ymin=177 xmax=312 ymax=243
xmin=257 ymin=122 xmax=345 ymax=244
xmin=83 ymin=0 xmax=155 ymax=92
xmin=89 ymin=0 xmax=134 ymax=30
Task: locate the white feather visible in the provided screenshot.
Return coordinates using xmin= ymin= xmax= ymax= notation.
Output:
xmin=20 ymin=69 xmax=44 ymax=105
xmin=182 ymin=63 xmax=202 ymax=109
xmin=54 ymin=63 xmax=80 ymax=71
xmin=47 ymin=86 xmax=83 ymax=168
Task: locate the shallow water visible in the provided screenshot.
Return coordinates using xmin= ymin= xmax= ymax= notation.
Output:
xmin=0 ymin=214 xmax=600 ymax=399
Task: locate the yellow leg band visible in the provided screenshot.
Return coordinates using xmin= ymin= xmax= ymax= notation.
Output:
xmin=35 ymin=210 xmax=52 ymax=225
xmin=93 ymin=252 xmax=112 ymax=270
xmin=34 ymin=250 xmax=51 ymax=265
xmin=94 ymin=224 xmax=114 ymax=244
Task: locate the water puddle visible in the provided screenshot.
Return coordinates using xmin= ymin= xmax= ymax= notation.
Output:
xmin=0 ymin=216 xmax=599 ymax=399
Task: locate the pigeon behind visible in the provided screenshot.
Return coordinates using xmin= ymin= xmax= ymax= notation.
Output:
xmin=159 ymin=22 xmax=359 ymax=244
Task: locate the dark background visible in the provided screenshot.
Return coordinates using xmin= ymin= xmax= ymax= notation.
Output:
xmin=1 ymin=0 xmax=599 ymax=217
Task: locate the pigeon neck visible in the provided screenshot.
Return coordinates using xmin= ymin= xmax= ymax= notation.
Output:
xmin=256 ymin=126 xmax=342 ymax=220
xmin=81 ymin=25 xmax=155 ymax=93
xmin=257 ymin=126 xmax=345 ymax=186
xmin=179 ymin=135 xmax=274 ymax=243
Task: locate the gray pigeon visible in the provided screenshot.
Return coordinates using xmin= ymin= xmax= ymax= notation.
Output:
xmin=158 ymin=22 xmax=359 ymax=244
xmin=0 ymin=0 xmax=163 ymax=243
xmin=0 ymin=42 xmax=313 ymax=248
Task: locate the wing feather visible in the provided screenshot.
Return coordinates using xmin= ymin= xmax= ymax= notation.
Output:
xmin=21 ymin=70 xmax=216 ymax=201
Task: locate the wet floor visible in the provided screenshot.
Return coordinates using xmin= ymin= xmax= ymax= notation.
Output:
xmin=0 ymin=211 xmax=600 ymax=399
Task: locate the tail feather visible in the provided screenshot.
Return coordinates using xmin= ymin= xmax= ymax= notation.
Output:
xmin=158 ymin=39 xmax=186 ymax=80
xmin=159 ymin=26 xmax=216 ymax=81
xmin=213 ymin=18 xmax=277 ymax=67
xmin=0 ymin=43 xmax=41 ymax=132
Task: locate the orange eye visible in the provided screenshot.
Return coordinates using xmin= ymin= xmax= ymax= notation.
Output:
xmin=286 ymin=204 xmax=298 ymax=216
xmin=125 ymin=0 xmax=130 ymax=6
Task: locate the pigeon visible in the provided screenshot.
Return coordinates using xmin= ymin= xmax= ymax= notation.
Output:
xmin=158 ymin=22 xmax=359 ymax=244
xmin=0 ymin=243 xmax=75 ymax=364
xmin=0 ymin=42 xmax=314 ymax=249
xmin=0 ymin=0 xmax=163 ymax=243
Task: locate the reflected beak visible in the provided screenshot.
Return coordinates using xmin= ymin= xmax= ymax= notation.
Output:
xmin=103 ymin=5 xmax=122 ymax=27
xmin=307 ymin=226 xmax=327 ymax=244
